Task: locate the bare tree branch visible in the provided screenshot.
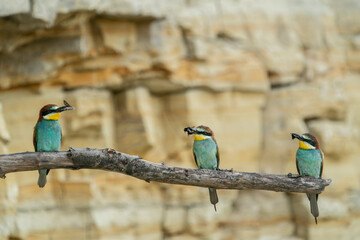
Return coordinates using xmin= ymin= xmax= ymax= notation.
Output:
xmin=0 ymin=147 xmax=331 ymax=194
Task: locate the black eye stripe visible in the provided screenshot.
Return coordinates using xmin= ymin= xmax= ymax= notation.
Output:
xmin=42 ymin=109 xmax=53 ymax=116
xmin=42 ymin=108 xmax=59 ymax=116
xmin=198 ymin=131 xmax=212 ymax=136
xmin=305 ymin=139 xmax=315 ymax=146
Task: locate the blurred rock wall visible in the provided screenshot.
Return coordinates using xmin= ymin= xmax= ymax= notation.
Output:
xmin=0 ymin=0 xmax=359 ymax=240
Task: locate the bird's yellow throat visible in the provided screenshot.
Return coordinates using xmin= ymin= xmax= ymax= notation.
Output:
xmin=194 ymin=134 xmax=210 ymax=141
xmin=44 ymin=113 xmax=61 ymax=120
xmin=299 ymin=141 xmax=314 ymax=150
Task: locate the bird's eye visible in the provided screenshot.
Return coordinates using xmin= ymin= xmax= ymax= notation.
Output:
xmin=305 ymin=139 xmax=316 ymax=146
xmin=42 ymin=109 xmax=51 ymax=116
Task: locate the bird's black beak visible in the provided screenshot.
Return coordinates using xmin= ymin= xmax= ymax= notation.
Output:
xmin=291 ymin=133 xmax=304 ymax=141
xmin=184 ymin=127 xmax=196 ymax=135
xmin=55 ymin=100 xmax=75 ymax=113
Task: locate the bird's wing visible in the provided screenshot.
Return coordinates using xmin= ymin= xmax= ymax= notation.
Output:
xmin=320 ymin=150 xmax=324 ymax=178
xmin=295 ymin=155 xmax=300 ymax=175
xmin=33 ymin=124 xmax=37 ymax=151
xmin=214 ymin=139 xmax=220 ymax=168
xmin=192 ymin=149 xmax=199 ymax=168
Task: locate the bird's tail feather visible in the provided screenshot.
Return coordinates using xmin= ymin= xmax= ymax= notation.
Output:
xmin=307 ymin=193 xmax=319 ymax=224
xmin=38 ymin=169 xmax=48 ymax=188
xmin=209 ymin=188 xmax=218 ymax=212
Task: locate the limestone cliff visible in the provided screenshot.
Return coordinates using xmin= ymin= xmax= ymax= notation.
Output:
xmin=0 ymin=1 xmax=359 ymax=240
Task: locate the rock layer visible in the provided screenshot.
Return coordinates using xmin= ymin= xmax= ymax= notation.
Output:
xmin=0 ymin=1 xmax=359 ymax=240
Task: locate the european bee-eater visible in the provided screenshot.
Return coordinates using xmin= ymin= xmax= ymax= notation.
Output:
xmin=184 ymin=125 xmax=219 ymax=211
xmin=34 ymin=100 xmax=74 ymax=188
xmin=291 ymin=133 xmax=323 ymax=224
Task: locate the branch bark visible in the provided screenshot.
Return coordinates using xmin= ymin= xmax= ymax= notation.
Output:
xmin=0 ymin=147 xmax=331 ymax=194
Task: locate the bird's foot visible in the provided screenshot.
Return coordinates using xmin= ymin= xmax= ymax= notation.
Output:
xmin=287 ymin=173 xmax=301 ymax=178
xmin=218 ymin=168 xmax=233 ymax=172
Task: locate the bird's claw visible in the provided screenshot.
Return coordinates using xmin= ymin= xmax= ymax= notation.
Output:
xmin=287 ymin=173 xmax=301 ymax=178
xmin=218 ymin=168 xmax=233 ymax=172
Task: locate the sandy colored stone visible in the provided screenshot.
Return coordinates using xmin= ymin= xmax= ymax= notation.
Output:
xmin=133 ymin=205 xmax=163 ymax=239
xmin=0 ymin=0 xmax=30 ymax=17
xmin=307 ymin=120 xmax=356 ymax=158
xmin=258 ymin=222 xmax=298 ymax=240
xmin=0 ymin=103 xmax=9 ymax=154
xmin=347 ymin=50 xmax=360 ymax=71
xmin=161 ymin=184 xmax=186 ymax=206
xmin=92 ymin=175 xmax=138 ymax=205
xmin=114 ymin=87 xmax=155 ymax=154
xmin=21 ymin=233 xmax=50 ymax=240
xmin=56 ymin=68 xmax=123 ymax=89
xmin=136 ymin=232 xmax=162 ymax=240
xmin=16 ymin=181 xmax=58 ymax=209
xmin=0 ymin=1 xmax=359 ymax=239
xmin=13 ymin=208 xmax=90 ymax=237
xmin=96 ymin=19 xmax=137 ymax=53
xmin=0 ymin=207 xmax=15 ymax=239
xmin=172 ymin=50 xmax=269 ymax=91
xmin=32 ymin=0 xmax=59 ymax=24
xmin=0 ymin=103 xmax=10 ymax=144
xmin=163 ymin=207 xmax=186 ymax=234
xmin=187 ymin=204 xmax=219 ymax=235
xmin=348 ymin=190 xmax=360 ymax=214
xmin=230 ymin=191 xmax=291 ymax=224
xmin=303 ymin=49 xmax=346 ymax=81
xmin=308 ymin=221 xmax=349 ymax=240
xmin=319 ymin=196 xmax=349 ymax=219
xmin=28 ymin=228 xmax=90 ymax=240
xmin=212 ymin=190 xmax=240 ymax=222
xmin=91 ymin=205 xmax=136 ymax=230
xmin=54 ymin=55 xmax=127 ymax=88
xmin=261 ymin=48 xmax=304 ymax=83
xmin=165 ymin=235 xmax=199 ymax=240
xmin=343 ymin=218 xmax=360 ymax=240
xmin=0 ymin=173 xmax=18 ymax=208
xmin=330 ymin=0 xmax=360 ymax=35
xmin=60 ymin=181 xmax=93 ymax=207
xmin=320 ymin=156 xmax=360 ymax=193
xmin=287 ymin=192 xmax=350 ymax=228
xmin=97 ymin=230 xmax=136 ymax=240
xmin=0 ymin=33 xmax=87 ymax=87
xmin=63 ymin=88 xmax=115 ymax=149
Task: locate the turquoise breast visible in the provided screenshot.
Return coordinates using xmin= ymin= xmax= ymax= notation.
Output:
xmin=35 ymin=120 xmax=61 ymax=151
xmin=193 ymin=138 xmax=218 ymax=170
xmin=296 ymin=149 xmax=322 ymax=178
